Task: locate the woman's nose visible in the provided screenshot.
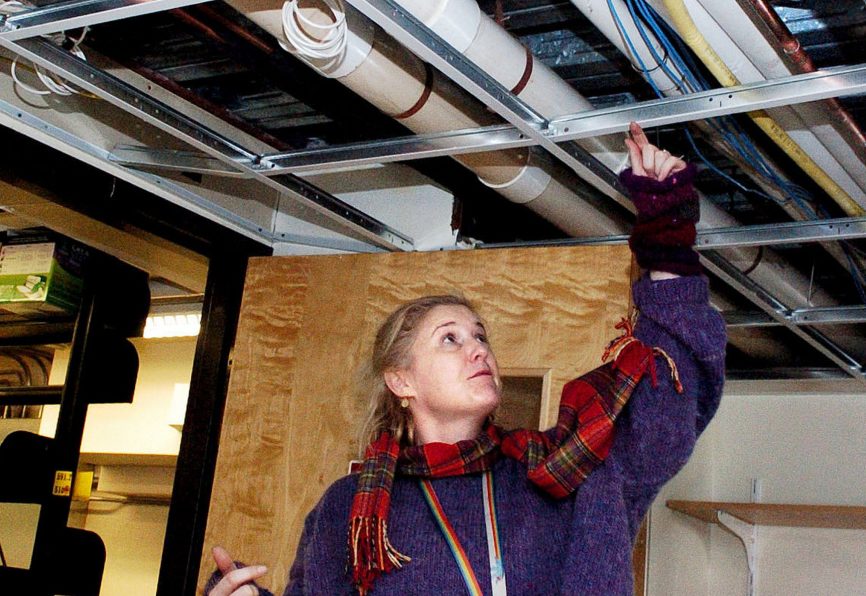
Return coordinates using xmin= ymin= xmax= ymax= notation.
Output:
xmin=468 ymin=339 xmax=489 ymax=360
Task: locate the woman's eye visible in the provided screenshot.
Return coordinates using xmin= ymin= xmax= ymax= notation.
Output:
xmin=476 ymin=333 xmax=488 ymax=344
xmin=442 ymin=332 xmax=458 ymax=345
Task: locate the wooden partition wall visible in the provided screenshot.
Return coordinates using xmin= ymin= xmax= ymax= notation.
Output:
xmin=198 ymin=245 xmax=634 ymax=593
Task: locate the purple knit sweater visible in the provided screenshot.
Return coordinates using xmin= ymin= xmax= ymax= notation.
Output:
xmin=269 ymin=275 xmax=726 ymax=595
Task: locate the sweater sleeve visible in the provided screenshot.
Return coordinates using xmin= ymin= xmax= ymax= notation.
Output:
xmin=282 ymin=506 xmax=317 ymax=596
xmin=282 ymin=476 xmax=357 ymax=596
xmin=612 ymin=274 xmax=726 ymax=533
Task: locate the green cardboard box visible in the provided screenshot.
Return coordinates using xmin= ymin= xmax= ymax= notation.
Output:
xmin=0 ymin=240 xmax=86 ymax=319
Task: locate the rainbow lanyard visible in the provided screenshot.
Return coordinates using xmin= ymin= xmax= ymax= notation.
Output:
xmin=419 ymin=470 xmax=507 ymax=596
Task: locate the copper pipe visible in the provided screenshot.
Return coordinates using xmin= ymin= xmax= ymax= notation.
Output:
xmin=747 ymin=0 xmax=866 ymax=153
xmin=104 ymin=7 xmax=292 ymax=150
xmin=175 ymin=5 xmax=275 ymax=55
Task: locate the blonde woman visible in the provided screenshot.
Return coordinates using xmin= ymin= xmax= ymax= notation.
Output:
xmin=208 ymin=123 xmax=726 ymax=595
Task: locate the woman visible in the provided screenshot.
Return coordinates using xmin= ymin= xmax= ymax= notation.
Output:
xmin=207 ymin=123 xmax=727 ymax=595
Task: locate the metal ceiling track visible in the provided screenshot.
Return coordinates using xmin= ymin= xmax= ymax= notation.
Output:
xmin=257 ymin=64 xmax=866 ymax=175
xmin=702 ymin=251 xmax=866 ymax=384
xmin=725 ymin=306 xmax=866 ymax=328
xmin=0 ymin=95 xmax=277 ymax=244
xmin=695 ymin=216 xmax=866 ymax=248
xmin=484 ymin=215 xmax=866 ymax=249
xmin=344 ymin=0 xmax=631 ymax=207
xmin=0 ymin=0 xmax=864 ymax=380
xmin=0 ymin=0 xmax=211 ymax=41
xmin=0 ymin=10 xmax=413 ymax=251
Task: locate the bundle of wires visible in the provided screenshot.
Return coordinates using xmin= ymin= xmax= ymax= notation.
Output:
xmin=607 ymin=0 xmax=866 ymax=301
xmin=2 ymin=0 xmax=92 ymax=97
xmin=280 ymin=0 xmax=349 ymax=64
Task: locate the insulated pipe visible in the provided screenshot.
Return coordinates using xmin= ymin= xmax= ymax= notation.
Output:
xmin=659 ymin=0 xmax=866 ymax=217
xmin=747 ymin=0 xmax=866 ymax=154
xmin=392 ymin=0 xmax=630 ymax=171
xmin=227 ymin=0 xmax=626 ymax=235
xmin=228 ymin=1 xmax=853 ymax=343
xmin=698 ymin=0 xmax=866 ymax=197
xmin=568 ymin=0 xmax=866 ymax=218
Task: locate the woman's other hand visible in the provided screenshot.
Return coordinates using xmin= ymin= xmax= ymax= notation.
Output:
xmin=208 ymin=546 xmax=268 ymax=596
xmin=624 ymin=122 xmax=686 ymax=182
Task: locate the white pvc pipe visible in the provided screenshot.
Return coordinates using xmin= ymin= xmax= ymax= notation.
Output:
xmin=569 ymin=0 xmax=683 ymax=95
xmin=646 ymin=0 xmax=866 ymax=205
xmin=397 ymin=0 xmax=481 ymax=53
xmin=696 ymin=0 xmax=866 ymax=194
xmin=394 ymin=0 xmax=630 ymax=172
xmin=229 ymin=0 xmax=843 ymax=319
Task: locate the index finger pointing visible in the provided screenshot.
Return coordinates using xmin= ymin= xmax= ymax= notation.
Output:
xmin=628 ymin=121 xmax=649 ymax=148
xmin=625 ymin=137 xmax=646 ymax=177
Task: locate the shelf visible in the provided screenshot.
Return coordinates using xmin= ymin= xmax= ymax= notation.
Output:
xmin=667 ymin=500 xmax=866 ymax=530
xmin=79 ymin=452 xmax=178 ymax=467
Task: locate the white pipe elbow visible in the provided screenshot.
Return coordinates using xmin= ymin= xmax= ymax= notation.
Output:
xmin=478 ymin=154 xmax=552 ymax=205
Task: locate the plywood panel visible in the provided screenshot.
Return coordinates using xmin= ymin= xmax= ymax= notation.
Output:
xmin=199 ymin=245 xmax=633 ymax=593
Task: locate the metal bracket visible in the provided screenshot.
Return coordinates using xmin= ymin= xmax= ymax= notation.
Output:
xmin=717 ymin=511 xmax=758 ymax=596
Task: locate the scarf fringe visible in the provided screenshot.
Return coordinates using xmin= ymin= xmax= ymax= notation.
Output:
xmin=603 ymin=316 xmax=683 ymax=394
xmin=350 ymin=516 xmax=411 ymax=595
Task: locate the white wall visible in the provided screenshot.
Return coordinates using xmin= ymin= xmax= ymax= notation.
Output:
xmin=27 ymin=336 xmax=195 ymax=595
xmin=647 ymin=381 xmax=866 ymax=596
xmin=82 ymin=498 xmax=170 ymax=596
xmin=39 ymin=336 xmax=195 ymax=455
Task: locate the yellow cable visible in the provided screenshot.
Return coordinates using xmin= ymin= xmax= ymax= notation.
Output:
xmin=662 ymin=0 xmax=865 ymax=216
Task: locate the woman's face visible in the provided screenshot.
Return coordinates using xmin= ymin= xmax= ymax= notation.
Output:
xmin=386 ymin=304 xmax=502 ymax=441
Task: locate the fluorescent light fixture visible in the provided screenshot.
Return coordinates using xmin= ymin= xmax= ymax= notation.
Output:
xmin=143 ymin=313 xmax=201 ymax=338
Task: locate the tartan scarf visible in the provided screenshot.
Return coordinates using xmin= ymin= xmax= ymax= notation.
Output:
xmin=349 ymin=318 xmax=682 ymax=595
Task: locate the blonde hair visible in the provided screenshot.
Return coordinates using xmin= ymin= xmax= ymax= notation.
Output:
xmin=358 ymin=294 xmax=477 ymax=452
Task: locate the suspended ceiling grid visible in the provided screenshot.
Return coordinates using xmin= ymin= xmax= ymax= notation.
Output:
xmin=0 ymin=0 xmax=865 ymax=382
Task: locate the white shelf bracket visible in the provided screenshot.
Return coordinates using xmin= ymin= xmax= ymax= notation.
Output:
xmin=717 ymin=510 xmax=758 ymax=596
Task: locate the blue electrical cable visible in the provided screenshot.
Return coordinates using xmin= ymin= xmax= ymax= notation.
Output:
xmin=608 ymin=0 xmax=664 ymax=96
xmin=843 ymin=245 xmax=866 ymax=303
xmin=621 ymin=0 xmax=817 ymax=213
xmin=618 ymin=0 xmax=687 ymax=90
xmin=614 ymin=0 xmax=866 ymax=302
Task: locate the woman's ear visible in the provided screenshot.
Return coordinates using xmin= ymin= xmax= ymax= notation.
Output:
xmin=384 ymin=369 xmax=413 ymax=398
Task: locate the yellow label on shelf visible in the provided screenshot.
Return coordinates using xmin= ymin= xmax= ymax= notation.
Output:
xmin=53 ymin=470 xmax=73 ymax=497
xmin=72 ymin=470 xmax=93 ymax=500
